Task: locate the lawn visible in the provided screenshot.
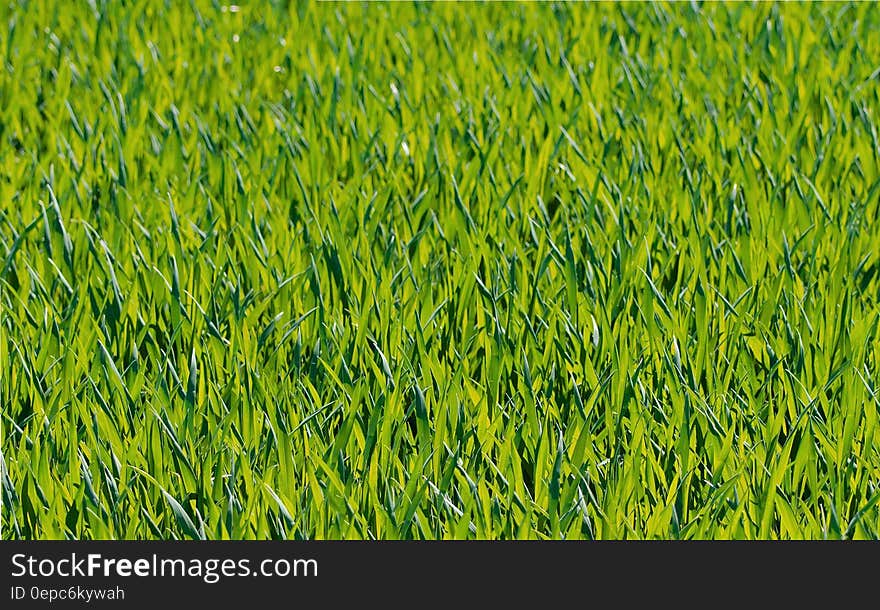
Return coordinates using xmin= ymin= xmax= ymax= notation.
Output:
xmin=2 ymin=0 xmax=879 ymax=539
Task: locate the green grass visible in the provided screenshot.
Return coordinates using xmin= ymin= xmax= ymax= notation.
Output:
xmin=2 ymin=0 xmax=879 ymax=540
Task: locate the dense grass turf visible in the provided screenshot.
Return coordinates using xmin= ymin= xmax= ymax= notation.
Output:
xmin=2 ymin=1 xmax=880 ymax=539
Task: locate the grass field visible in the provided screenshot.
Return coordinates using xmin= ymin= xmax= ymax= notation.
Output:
xmin=2 ymin=1 xmax=880 ymax=540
